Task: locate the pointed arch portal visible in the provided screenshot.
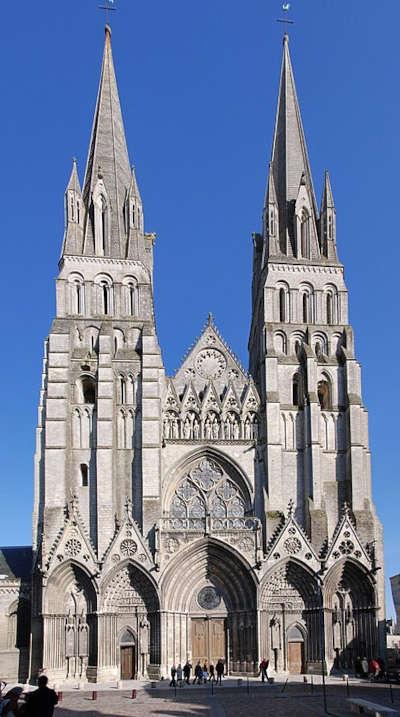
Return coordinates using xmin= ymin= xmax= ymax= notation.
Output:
xmin=161 ymin=538 xmax=257 ymax=673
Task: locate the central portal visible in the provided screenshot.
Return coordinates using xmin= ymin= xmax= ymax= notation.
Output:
xmin=191 ymin=618 xmax=226 ymax=665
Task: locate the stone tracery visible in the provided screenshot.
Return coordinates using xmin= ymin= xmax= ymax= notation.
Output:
xmin=169 ymin=459 xmax=247 ymax=523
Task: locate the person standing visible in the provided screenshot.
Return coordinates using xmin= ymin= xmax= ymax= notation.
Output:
xmin=176 ymin=663 xmax=183 ymax=687
xmin=216 ymin=659 xmax=224 ymax=685
xmin=24 ymin=677 xmax=58 ymax=717
xmin=209 ymin=663 xmax=215 ymax=681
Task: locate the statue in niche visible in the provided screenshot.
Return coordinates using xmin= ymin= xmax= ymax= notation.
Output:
xmin=233 ymin=420 xmax=239 ymax=439
xmin=183 ymin=417 xmax=191 ymax=439
xmin=140 ymin=618 xmax=150 ymax=677
xmin=224 ymin=418 xmax=231 ymax=440
xmin=78 ymin=614 xmax=89 ymax=678
xmin=212 ymin=418 xmax=219 ymax=440
xmin=270 ymin=614 xmax=281 ymax=650
xmin=193 ymin=418 xmax=200 ymax=439
xmin=65 ymin=613 xmax=76 ymax=678
xmin=172 ymin=417 xmax=179 ymax=439
xmin=205 ymin=418 xmax=212 ymax=440
xmin=244 ymin=418 xmax=251 ymax=440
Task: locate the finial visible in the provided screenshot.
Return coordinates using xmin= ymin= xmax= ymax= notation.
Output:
xmin=287 ymin=498 xmax=294 ymax=517
xmin=105 ymin=23 xmax=112 ymax=37
xmin=207 ymin=312 xmax=214 ymax=326
xmin=283 ymin=32 xmax=289 ymax=44
xmin=97 ymin=164 xmax=103 ymax=179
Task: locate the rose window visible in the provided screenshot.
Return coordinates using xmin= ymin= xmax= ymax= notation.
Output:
xmin=120 ymin=539 xmax=138 ymax=557
xmin=65 ymin=538 xmax=82 ymax=557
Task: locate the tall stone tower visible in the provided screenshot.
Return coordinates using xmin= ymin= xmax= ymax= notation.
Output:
xmin=31 ymin=26 xmax=165 ymax=680
xmin=249 ymin=34 xmax=385 ymax=666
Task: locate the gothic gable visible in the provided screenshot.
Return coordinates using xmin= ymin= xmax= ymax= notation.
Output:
xmin=264 ymin=504 xmax=320 ymax=574
xmin=43 ymin=495 xmax=98 ymax=577
xmin=322 ymin=505 xmax=372 ymax=573
xmin=101 ymin=499 xmax=155 ymax=576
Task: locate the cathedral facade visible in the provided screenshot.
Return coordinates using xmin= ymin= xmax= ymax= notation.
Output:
xmin=0 ymin=27 xmax=385 ymax=683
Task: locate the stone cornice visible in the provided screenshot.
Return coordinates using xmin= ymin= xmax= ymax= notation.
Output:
xmin=59 ymin=255 xmax=151 ymax=279
xmin=268 ymin=262 xmax=343 ymax=276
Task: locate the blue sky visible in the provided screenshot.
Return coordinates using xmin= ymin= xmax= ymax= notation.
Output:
xmin=0 ymin=1 xmax=399 ymax=614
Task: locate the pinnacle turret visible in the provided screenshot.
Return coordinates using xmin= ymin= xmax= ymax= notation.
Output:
xmin=320 ymin=170 xmax=337 ymax=259
xmin=61 ymin=159 xmax=83 ymax=257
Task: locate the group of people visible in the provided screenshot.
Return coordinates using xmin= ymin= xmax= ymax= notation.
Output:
xmin=0 ymin=676 xmax=58 ymax=717
xmin=170 ymin=659 xmax=224 ymax=686
xmin=355 ymin=656 xmax=386 ymax=681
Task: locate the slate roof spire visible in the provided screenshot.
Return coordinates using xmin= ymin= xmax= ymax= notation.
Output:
xmin=268 ymin=34 xmax=318 ymax=255
xmin=82 ymin=25 xmax=133 ymax=257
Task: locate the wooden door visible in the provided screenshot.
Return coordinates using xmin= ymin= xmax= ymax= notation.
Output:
xmin=287 ymin=642 xmax=303 ymax=674
xmin=209 ymin=619 xmax=225 ymax=665
xmin=120 ymin=646 xmax=135 ymax=679
xmin=192 ymin=619 xmax=208 ymax=665
xmin=191 ymin=618 xmax=226 ymax=666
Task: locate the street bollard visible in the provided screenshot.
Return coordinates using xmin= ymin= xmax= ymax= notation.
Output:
xmin=57 ymin=692 xmax=63 ymax=702
xmin=131 ymin=689 xmax=137 ymax=699
xmin=390 ymin=682 xmax=394 ymax=704
xmin=281 ymin=678 xmax=288 ymax=693
xmin=92 ymin=691 xmax=97 ymax=701
xmin=346 ymin=677 xmax=350 ymax=697
xmin=311 ymin=675 xmax=314 ymax=693
xmin=247 ymin=676 xmax=250 ymax=694
xmin=211 ymin=679 xmax=214 ymax=696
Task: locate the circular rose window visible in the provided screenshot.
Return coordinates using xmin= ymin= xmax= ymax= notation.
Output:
xmin=197 ymin=586 xmax=221 ymax=610
xmin=195 ymin=349 xmax=227 ymax=380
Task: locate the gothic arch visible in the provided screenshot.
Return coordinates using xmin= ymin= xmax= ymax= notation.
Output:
xmin=100 ymin=560 xmax=160 ymax=612
xmin=323 ymin=559 xmax=377 ymax=666
xmin=161 ymin=537 xmax=257 ymax=613
xmin=45 ymin=561 xmax=98 ymax=614
xmin=162 ymin=447 xmax=253 ymax=513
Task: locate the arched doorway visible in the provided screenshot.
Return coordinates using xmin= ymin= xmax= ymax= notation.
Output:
xmin=161 ymin=538 xmax=257 ymax=674
xmin=260 ymin=560 xmax=319 ymax=674
xmin=100 ymin=562 xmax=160 ymax=679
xmin=324 ymin=560 xmax=377 ymax=672
xmin=43 ymin=561 xmax=97 ymax=681
xmin=287 ymin=624 xmax=305 ymax=674
xmin=119 ymin=629 xmax=136 ymax=680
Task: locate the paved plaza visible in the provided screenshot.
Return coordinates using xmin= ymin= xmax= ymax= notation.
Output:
xmin=14 ymin=677 xmax=400 ymax=716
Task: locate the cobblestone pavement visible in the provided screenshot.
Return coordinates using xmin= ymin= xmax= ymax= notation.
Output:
xmin=16 ymin=679 xmax=400 ymax=717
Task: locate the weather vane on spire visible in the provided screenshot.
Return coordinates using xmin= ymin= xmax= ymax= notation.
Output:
xmin=98 ymin=0 xmax=117 ymax=25
xmin=277 ymin=2 xmax=294 ymax=33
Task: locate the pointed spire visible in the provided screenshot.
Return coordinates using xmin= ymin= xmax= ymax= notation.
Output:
xmin=82 ymin=25 xmax=133 ymax=258
xmin=320 ymin=170 xmax=337 ymax=259
xmin=270 ymin=34 xmax=318 ymax=254
xmin=61 ymin=159 xmax=83 ymax=258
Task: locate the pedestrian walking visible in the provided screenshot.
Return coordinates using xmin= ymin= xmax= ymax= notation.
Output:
xmin=259 ymin=658 xmax=269 ymax=683
xmin=169 ymin=664 xmax=177 ymax=687
xmin=183 ymin=661 xmax=191 ymax=684
xmin=176 ymin=663 xmax=183 ymax=687
xmin=209 ymin=663 xmax=215 ymax=681
xmin=24 ymin=677 xmax=58 ymax=717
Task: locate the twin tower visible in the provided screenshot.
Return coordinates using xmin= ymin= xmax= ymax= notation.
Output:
xmin=0 ymin=27 xmax=385 ymax=683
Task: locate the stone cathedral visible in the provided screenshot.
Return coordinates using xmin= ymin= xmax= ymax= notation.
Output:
xmin=0 ymin=27 xmax=386 ymax=683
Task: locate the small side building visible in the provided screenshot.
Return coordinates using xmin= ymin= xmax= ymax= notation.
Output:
xmin=0 ymin=547 xmax=32 ymax=682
